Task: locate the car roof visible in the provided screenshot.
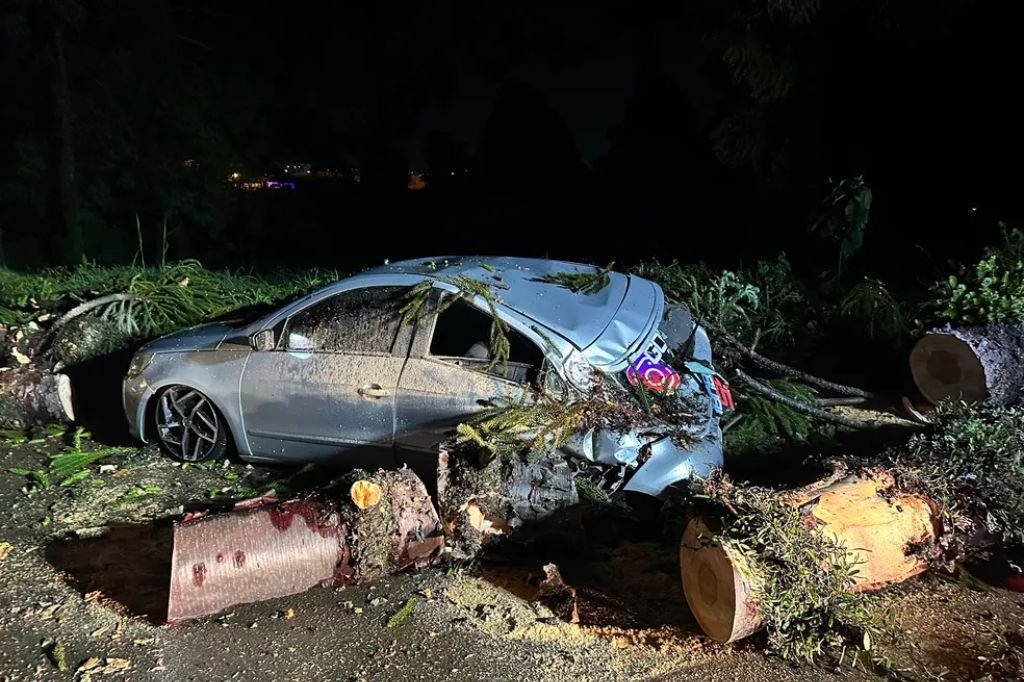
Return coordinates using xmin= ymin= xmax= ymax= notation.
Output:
xmin=363 ymin=256 xmax=635 ymax=350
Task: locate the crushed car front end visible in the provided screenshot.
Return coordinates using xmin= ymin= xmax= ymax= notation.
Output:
xmin=549 ymin=275 xmax=728 ymax=498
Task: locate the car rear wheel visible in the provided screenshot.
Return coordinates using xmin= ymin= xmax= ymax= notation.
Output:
xmin=154 ymin=385 xmax=228 ymax=462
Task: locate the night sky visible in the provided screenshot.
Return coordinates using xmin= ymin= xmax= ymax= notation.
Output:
xmin=2 ymin=0 xmax=1023 ymax=274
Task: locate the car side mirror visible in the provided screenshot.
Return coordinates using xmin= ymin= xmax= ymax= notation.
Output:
xmin=251 ymin=329 xmax=276 ymax=351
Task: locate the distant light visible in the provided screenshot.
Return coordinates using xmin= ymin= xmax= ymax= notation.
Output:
xmin=971 ymin=207 xmax=978 ymax=213
xmin=451 ymin=171 xmax=455 ymax=176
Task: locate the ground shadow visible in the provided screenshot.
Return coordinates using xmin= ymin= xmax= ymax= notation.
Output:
xmin=62 ymin=347 xmax=140 ymax=445
xmin=46 ymin=521 xmax=174 ymax=624
xmin=477 ymin=503 xmax=701 ymax=632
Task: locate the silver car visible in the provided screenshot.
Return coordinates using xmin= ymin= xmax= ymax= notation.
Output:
xmin=123 ymin=257 xmax=725 ymax=497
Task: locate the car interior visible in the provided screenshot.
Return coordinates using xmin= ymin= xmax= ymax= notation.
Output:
xmin=428 ymin=298 xmax=544 ymax=385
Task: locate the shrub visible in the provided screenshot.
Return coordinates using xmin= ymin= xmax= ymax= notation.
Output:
xmin=922 ymin=225 xmax=1024 ymax=327
xmin=632 ymin=254 xmax=804 ymax=347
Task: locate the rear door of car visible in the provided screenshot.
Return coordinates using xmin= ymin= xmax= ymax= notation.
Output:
xmin=394 ymin=293 xmax=544 ymax=472
xmin=239 ymin=285 xmax=411 ymax=467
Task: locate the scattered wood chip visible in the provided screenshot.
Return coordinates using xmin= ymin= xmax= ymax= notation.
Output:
xmin=77 ymin=657 xmax=100 ymax=673
xmin=536 ymin=563 xmax=579 ymax=624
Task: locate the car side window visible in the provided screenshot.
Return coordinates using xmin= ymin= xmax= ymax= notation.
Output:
xmin=285 ymin=286 xmax=407 ymax=354
xmin=428 ymin=297 xmax=544 ymax=382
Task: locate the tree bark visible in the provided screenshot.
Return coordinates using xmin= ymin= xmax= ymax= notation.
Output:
xmin=680 ymin=471 xmax=941 ymax=643
xmin=0 ymin=367 xmax=75 ymax=429
xmin=436 ymin=446 xmax=580 ymax=561
xmin=733 ymin=368 xmax=875 ymax=430
xmin=911 ymin=323 xmax=1024 ymax=407
xmin=167 ymin=468 xmax=444 ymax=622
xmin=721 ymin=332 xmax=873 ymax=399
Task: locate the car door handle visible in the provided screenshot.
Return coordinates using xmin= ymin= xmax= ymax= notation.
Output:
xmin=358 ymin=384 xmax=389 ymax=399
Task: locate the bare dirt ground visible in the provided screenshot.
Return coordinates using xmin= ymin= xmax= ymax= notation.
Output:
xmin=1 ymin=432 xmax=1022 ymax=681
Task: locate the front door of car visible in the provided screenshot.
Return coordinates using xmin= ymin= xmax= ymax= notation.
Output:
xmin=239 ymin=286 xmax=411 ymax=467
xmin=395 ymin=296 xmax=544 ymax=474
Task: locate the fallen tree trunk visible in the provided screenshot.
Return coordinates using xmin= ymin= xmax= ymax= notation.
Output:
xmin=167 ymin=468 xmax=443 ymax=622
xmin=911 ymin=323 xmax=1024 ymax=406
xmin=0 ymin=323 xmax=43 ymax=367
xmin=436 ymin=446 xmax=580 ymax=561
xmin=0 ymin=367 xmax=75 ymax=429
xmin=679 ymin=471 xmax=941 ymax=643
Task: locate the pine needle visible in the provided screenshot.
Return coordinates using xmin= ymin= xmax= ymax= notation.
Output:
xmin=537 ymin=263 xmax=614 ymax=294
xmin=386 ymin=598 xmax=417 ymax=628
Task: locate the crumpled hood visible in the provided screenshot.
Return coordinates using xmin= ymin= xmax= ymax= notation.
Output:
xmin=579 ymin=277 xmax=663 ymax=372
xmin=144 ymin=322 xmax=233 ymax=353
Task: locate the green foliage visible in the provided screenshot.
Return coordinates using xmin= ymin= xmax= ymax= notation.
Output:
xmin=723 ymin=37 xmax=800 ymax=103
xmin=386 ymin=598 xmax=417 ymax=628
xmin=839 ymin=277 xmax=910 ymax=339
xmin=47 ymin=641 xmax=68 ymax=672
xmin=633 ymin=254 xmax=803 ymax=347
xmin=811 ymin=176 xmax=872 ymax=278
xmin=0 ymin=429 xmax=29 ymax=444
xmin=725 ymin=379 xmax=831 ymax=455
xmin=707 ymin=476 xmax=891 ymax=663
xmin=574 ymin=476 xmax=611 ymax=505
xmin=119 ymin=484 xmax=162 ymax=505
xmin=537 ymin=263 xmax=613 ymax=294
xmin=455 ymin=392 xmax=586 ymax=459
xmin=401 ymin=274 xmax=511 ymax=373
xmin=0 ymin=261 xmax=339 ymax=335
xmin=922 ymin=225 xmax=1024 ymax=326
xmin=8 ymin=427 xmax=132 ymax=492
xmin=891 ymin=402 xmax=1024 ymax=550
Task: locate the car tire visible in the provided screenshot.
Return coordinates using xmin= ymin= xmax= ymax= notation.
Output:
xmin=153 ymin=385 xmax=229 ymax=462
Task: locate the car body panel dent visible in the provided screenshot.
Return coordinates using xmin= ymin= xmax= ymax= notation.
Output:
xmin=123 ymin=256 xmax=724 ymax=497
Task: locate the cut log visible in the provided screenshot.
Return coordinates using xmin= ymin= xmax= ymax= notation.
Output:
xmin=0 ymin=367 xmax=75 ymax=429
xmin=167 ymin=468 xmax=443 ymax=622
xmin=680 ymin=517 xmax=762 ymax=643
xmin=680 ymin=471 xmax=941 ymax=643
xmin=911 ymin=323 xmax=1024 ymax=406
xmin=436 ymin=446 xmax=580 ymax=561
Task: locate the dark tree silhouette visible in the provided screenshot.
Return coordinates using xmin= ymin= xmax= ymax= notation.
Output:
xmin=474 ymin=80 xmax=584 ymax=196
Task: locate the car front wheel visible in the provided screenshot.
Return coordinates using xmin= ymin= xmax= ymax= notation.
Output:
xmin=154 ymin=385 xmax=228 ymax=462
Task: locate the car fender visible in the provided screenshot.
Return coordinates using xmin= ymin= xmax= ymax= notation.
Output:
xmin=623 ymin=426 xmax=723 ymax=498
xmin=141 ymin=350 xmax=251 ymax=456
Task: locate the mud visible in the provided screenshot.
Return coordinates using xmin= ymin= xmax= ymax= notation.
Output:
xmin=1 ymin=432 xmax=1023 ymax=680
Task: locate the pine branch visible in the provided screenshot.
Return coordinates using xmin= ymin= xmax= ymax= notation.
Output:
xmin=35 ymin=293 xmax=137 ymax=357
xmin=721 ymin=331 xmax=873 ymax=398
xmin=732 ymin=369 xmax=874 ymax=430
